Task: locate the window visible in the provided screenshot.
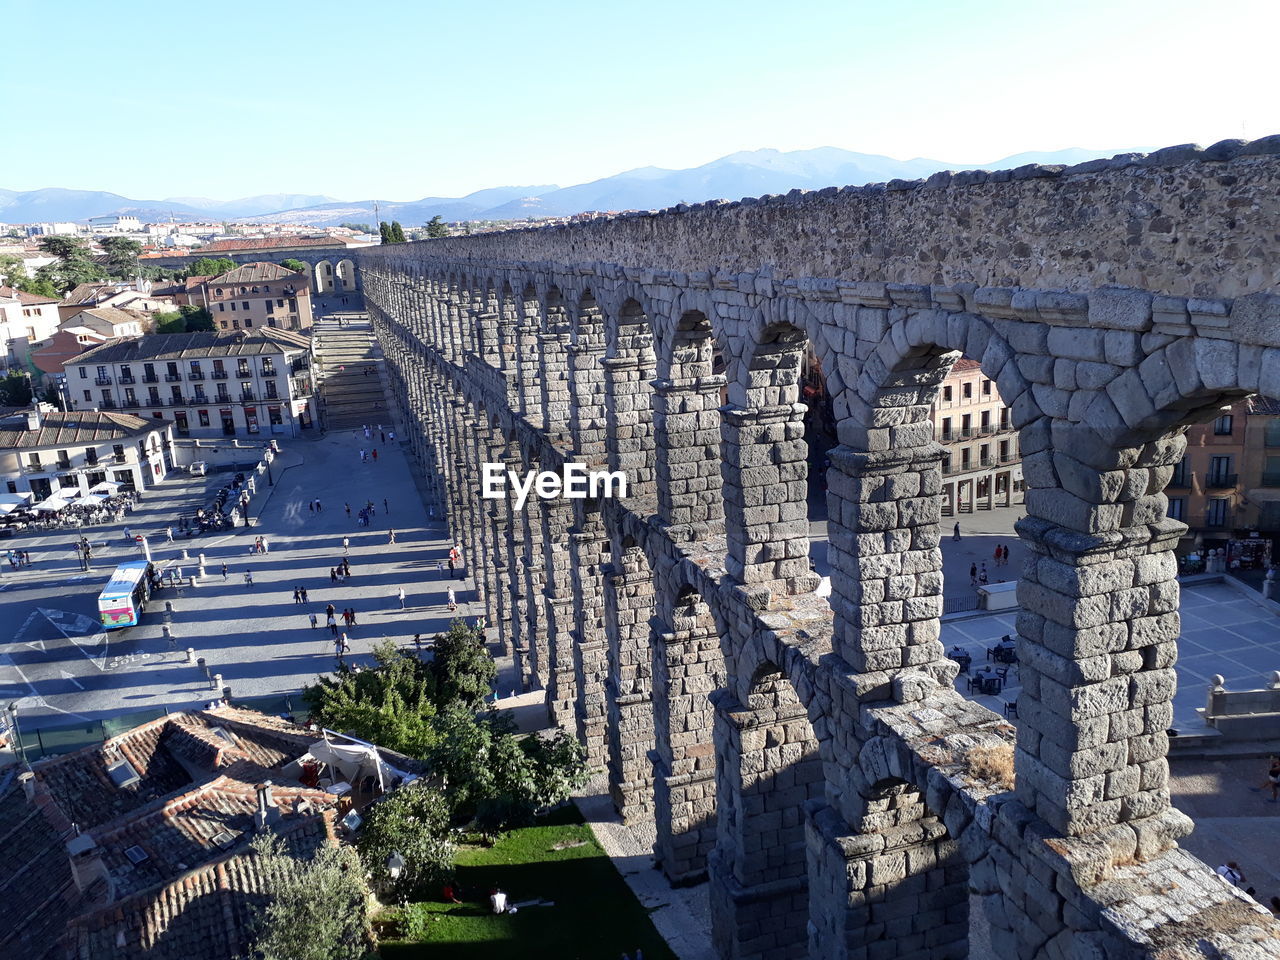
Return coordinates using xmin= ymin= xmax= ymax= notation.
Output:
xmin=219 ymin=320 xmax=228 ymax=329
xmin=1266 ymin=420 xmax=1280 ymax=447
xmin=1170 ymin=458 xmax=1189 ymax=486
xmin=962 ymin=381 xmax=972 ymax=399
xmin=1206 ymin=498 xmax=1230 ymax=527
xmin=979 ymin=443 xmax=990 ymax=465
xmin=244 ymin=318 xmax=252 ymax=327
xmin=268 ymin=405 xmax=283 ymax=425
xmin=289 ymin=297 xmax=297 ymax=312
xmin=277 ymin=299 xmax=284 ymax=308
xmin=27 ymin=452 xmax=40 ymax=468
xmin=961 ymin=413 xmax=971 ymax=435
xmin=112 ymin=444 xmax=125 ymax=462
xmin=173 ymin=410 xmax=189 ymax=435
xmin=998 ymin=439 xmax=1010 ymax=462
xmin=1264 ymin=456 xmax=1280 ymax=486
xmin=219 ymin=302 xmax=225 ymax=312
xmin=982 ymin=379 xmax=992 ymax=396
xmin=198 ymin=409 xmax=210 ymax=427
xmin=1213 ymin=414 xmax=1234 ymax=435
xmin=265 ymin=300 xmax=274 ymax=313
xmin=1000 ymin=407 xmax=1011 ymax=430
xmin=242 ymin=302 xmax=250 ymax=311
xmin=190 ymin=361 xmax=201 ymax=374
xmin=215 ymin=288 xmax=222 ymax=296
xmin=166 ymin=362 xmax=178 ymax=377
xmin=240 ymin=287 xmax=247 ymax=294
xmin=120 ymin=365 xmax=132 ymax=381
xmin=262 ymin=359 xmax=275 ymax=375
xmin=1208 ymin=455 xmax=1234 ymax=486
xmin=1167 ymin=498 xmax=1185 ymax=520
xmin=980 ymin=410 xmax=991 ymax=431
xmin=961 ymin=448 xmax=971 ymax=467
xmin=85 ymin=447 xmax=98 ymax=466
xmin=83 ymin=390 xmax=91 ymax=401
xmin=230 ymin=302 xmax=236 ymax=311
xmin=264 ymin=380 xmax=278 ymax=399
xmin=78 ymin=366 xmax=86 ymax=378
xmin=941 ymin=417 xmax=952 ymax=440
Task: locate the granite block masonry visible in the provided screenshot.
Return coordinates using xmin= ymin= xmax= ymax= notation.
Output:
xmin=362 ymin=138 xmax=1280 ymax=959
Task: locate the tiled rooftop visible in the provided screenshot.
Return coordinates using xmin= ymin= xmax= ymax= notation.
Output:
xmin=0 ymin=777 xmax=80 ymax=960
xmin=69 ymin=328 xmax=311 ymax=365
xmin=208 ymin=262 xmax=304 ymax=284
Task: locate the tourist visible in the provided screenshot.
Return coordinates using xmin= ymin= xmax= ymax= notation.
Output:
xmin=244 ymin=570 xmax=254 ymax=587
xmin=330 ymin=568 xmax=338 ymax=584
xmin=327 ymin=614 xmax=338 ymax=636
xmin=309 ymin=612 xmax=318 ymax=629
xmin=994 ymin=544 xmax=1002 ymax=566
xmin=397 ymin=587 xmax=406 ymax=609
xmin=293 ymin=586 xmax=303 ymax=605
xmin=953 ymin=522 xmax=960 ymax=541
xmin=1251 ymin=757 xmax=1280 ymax=801
xmin=221 ymin=562 xmax=228 ymax=580
xmin=1216 ymin=862 xmax=1246 ymax=887
xmin=343 ymin=536 xmax=350 ymax=555
xmin=969 ymin=563 xmax=977 ymax=586
xmin=489 ymin=887 xmax=507 ymax=914
xmin=447 ymin=587 xmax=456 ymax=612
xmin=388 ymin=529 xmax=396 ymax=545
xmin=300 ymin=586 xmax=308 ymax=602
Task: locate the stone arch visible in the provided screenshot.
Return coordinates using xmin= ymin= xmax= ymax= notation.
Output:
xmin=569 ymin=289 xmax=608 ymax=464
xmin=654 ymin=310 xmax=726 ymax=539
xmin=313 ymin=259 xmax=334 ymax=294
xmin=495 ymin=280 xmax=519 ymax=376
xmin=651 ymin=581 xmax=727 ymax=882
xmin=710 ymin=659 xmax=824 ymax=959
xmin=335 ymin=258 xmax=358 ymax=292
xmin=537 ymin=285 xmax=572 ymax=439
xmin=515 ymin=282 xmax=543 ymax=425
xmin=604 ymin=297 xmax=658 ymax=501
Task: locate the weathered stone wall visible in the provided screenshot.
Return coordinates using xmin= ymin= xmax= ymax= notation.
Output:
xmin=360 ymin=139 xmax=1280 ymax=960
xmin=366 ymin=140 xmax=1280 ymax=299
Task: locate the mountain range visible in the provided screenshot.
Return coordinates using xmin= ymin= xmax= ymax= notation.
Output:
xmin=0 ymin=145 xmax=1140 ymax=227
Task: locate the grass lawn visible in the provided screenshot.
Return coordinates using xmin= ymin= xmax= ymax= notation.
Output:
xmin=378 ymin=805 xmax=677 ymax=959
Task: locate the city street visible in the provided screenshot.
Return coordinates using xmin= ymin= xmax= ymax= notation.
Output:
xmin=0 ymin=427 xmax=472 ymax=742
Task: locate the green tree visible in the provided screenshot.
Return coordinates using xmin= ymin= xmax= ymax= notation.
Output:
xmin=427 ymin=705 xmax=589 ymax=834
xmin=430 ymin=619 xmax=496 ymax=711
xmin=36 ymin=236 xmax=102 ymax=293
xmin=425 ymin=215 xmax=449 ymax=238
xmin=245 ymin=833 xmax=371 ymax=960
xmin=280 ymin=258 xmax=308 ymax=273
xmin=357 ymin=784 xmax=454 ymax=899
xmin=0 ymin=253 xmax=24 ymax=287
xmin=151 ymin=310 xmax=187 ymax=334
xmin=180 ymin=304 xmax=215 ymax=331
xmin=389 ymin=221 xmax=406 ymax=243
xmin=378 ymin=222 xmax=391 ymax=244
xmin=187 ymin=256 xmax=237 ymax=277
xmin=0 ymin=373 xmax=33 ymax=406
xmin=98 ymin=236 xmax=142 ymax=278
xmin=302 ymin=641 xmax=440 ymax=758
xmin=338 ymin=222 xmax=371 ymax=233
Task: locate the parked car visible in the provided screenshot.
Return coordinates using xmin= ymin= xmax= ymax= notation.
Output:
xmin=188 ymin=461 xmax=208 ymax=476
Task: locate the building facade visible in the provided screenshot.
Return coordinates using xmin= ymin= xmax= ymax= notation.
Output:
xmin=932 ymin=358 xmax=1022 ymax=514
xmin=202 ymin=262 xmax=313 ymax=332
xmin=0 ymin=286 xmax=62 ymax=372
xmin=0 ymin=408 xmax=172 ymax=498
xmin=65 ymin=329 xmax=316 ymax=438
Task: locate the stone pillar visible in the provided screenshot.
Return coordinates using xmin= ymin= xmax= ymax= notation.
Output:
xmin=515 ymin=316 xmax=543 ymax=428
xmin=652 ymin=589 xmax=722 ymax=882
xmin=805 ymin=797 xmax=967 ymax=960
xmin=654 ymin=375 xmax=726 ymax=540
xmin=709 ymin=686 xmax=823 ymax=960
xmin=721 ymin=403 xmax=818 ymax=602
xmin=541 ymin=498 xmax=578 ymax=730
xmin=568 ymin=510 xmax=610 ymax=765
xmin=824 ymin=444 xmax=953 ymax=701
xmin=604 ymin=355 xmax=657 ymax=502
xmin=519 ymin=470 xmax=548 ymax=689
xmin=604 ymin=542 xmax=658 ymax=820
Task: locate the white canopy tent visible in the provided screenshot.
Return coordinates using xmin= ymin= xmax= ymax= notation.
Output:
xmin=33 ymin=495 xmax=71 ymax=513
xmin=0 ymin=492 xmax=33 ymax=508
xmin=69 ymin=494 xmax=109 ymax=508
xmin=308 ymin=739 xmax=397 ymax=791
xmin=90 ymin=480 xmax=122 ymax=494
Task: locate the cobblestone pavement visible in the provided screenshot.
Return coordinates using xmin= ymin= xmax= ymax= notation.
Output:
xmin=1 ymin=429 xmax=468 ymax=732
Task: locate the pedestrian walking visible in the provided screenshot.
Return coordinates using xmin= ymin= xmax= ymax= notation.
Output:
xmin=397 ymin=587 xmax=406 ymax=609
xmin=450 ymin=543 xmax=463 ymax=580
xmin=360 ymin=449 xmax=366 ymax=462
xmin=447 ymin=587 xmax=456 ymax=612
xmin=327 ymin=615 xmax=338 ymax=636
xmin=380 ymin=430 xmax=386 ymax=443
xmin=372 ymin=449 xmax=378 ymax=463
xmin=953 ymin=522 xmax=961 ymax=541
xmin=383 ymin=498 xmax=389 ymax=513
xmin=261 ymin=537 xmax=270 ymax=554
xmin=342 ymin=537 xmax=349 ymax=554
xmin=330 ymin=567 xmax=337 ymax=584
xmin=341 ymin=633 xmax=351 ymax=656
xmin=166 ymin=526 xmax=174 ymax=543
xmin=293 ymin=586 xmax=302 ymax=604
xmin=244 ymin=570 xmax=254 ymax=587
xmin=309 ymin=612 xmax=318 ymax=629
xmin=300 ymin=586 xmax=308 ymax=603
xmin=979 ymin=563 xmax=988 ymax=585
xmin=222 ymin=562 xmax=228 ymax=580
xmin=447 ymin=550 xmax=456 ymax=579
xmin=342 ymin=558 xmax=350 ymax=577
xmin=969 ymin=563 xmax=977 ymax=586
xmin=123 ymin=525 xmax=132 ymax=543
xmin=349 ymin=608 xmax=358 ymax=626
xmin=388 ymin=529 xmax=396 ymax=545
xmin=326 ymin=602 xmax=336 ymax=618
xmin=315 ymin=501 xmax=322 ymax=514
xmin=994 ymin=544 xmax=1002 ymax=566
xmin=255 ymin=537 xmax=264 ymax=554
xmin=334 ymin=635 xmax=344 ymax=661
xmin=1002 ymin=544 xmax=1010 ymax=565
xmin=308 ymin=500 xmax=315 ymax=513
xmin=1251 ymin=757 xmax=1280 ymax=801
xmin=345 ymin=502 xmax=351 ymax=518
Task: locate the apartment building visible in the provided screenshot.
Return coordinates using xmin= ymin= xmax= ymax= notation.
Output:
xmin=65 ymin=329 xmax=316 ymax=438
xmin=0 ymin=286 xmax=61 ymax=371
xmin=0 ymin=407 xmax=172 ymax=499
xmin=932 ymin=359 xmax=1021 ymax=514
xmin=202 ymin=262 xmax=313 ymax=332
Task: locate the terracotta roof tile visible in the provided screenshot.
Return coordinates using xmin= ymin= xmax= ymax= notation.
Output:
xmin=193 ymin=235 xmax=363 ymax=254
xmin=208 ymin=262 xmax=304 ymax=284
xmin=0 ymin=410 xmax=162 ymax=449
xmin=0 ymin=284 xmax=59 ymax=305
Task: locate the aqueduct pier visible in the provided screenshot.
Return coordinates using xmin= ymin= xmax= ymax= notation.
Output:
xmin=358 ymin=138 xmax=1280 ymax=959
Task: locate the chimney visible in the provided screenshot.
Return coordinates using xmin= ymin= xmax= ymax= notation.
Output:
xmin=67 ymin=833 xmax=111 ymax=895
xmin=19 ymin=770 xmax=35 ymax=802
xmin=26 ymin=405 xmax=41 ymax=431
xmin=254 ymin=780 xmax=281 ymax=830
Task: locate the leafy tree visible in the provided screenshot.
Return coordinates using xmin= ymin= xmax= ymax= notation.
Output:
xmin=187 ymin=256 xmax=237 ymax=277
xmin=302 ymin=641 xmax=439 ymax=758
xmin=35 ymin=236 xmax=102 ymax=293
xmin=357 ymin=784 xmax=454 ymax=899
xmin=98 ymin=236 xmax=142 ymax=278
xmin=0 ymin=253 xmax=24 ymax=286
xmin=0 ymin=373 xmax=33 ymax=406
xmin=152 ymin=310 xmax=186 ymax=335
xmin=427 ymin=705 xmax=588 ymax=834
xmin=430 ymin=619 xmax=496 ymax=711
xmin=245 ymin=833 xmax=371 ymax=960
xmin=338 ymin=222 xmax=371 ymax=233
xmin=15 ymin=275 xmax=60 ymax=298
xmin=180 ymin=304 xmax=214 ymax=331
xmin=280 ymin=258 xmax=308 ymax=273
xmin=378 ymin=222 xmax=390 ymax=244
xmin=425 ymin=215 xmax=449 ymax=239
xmin=389 ymin=221 xmax=406 ymax=243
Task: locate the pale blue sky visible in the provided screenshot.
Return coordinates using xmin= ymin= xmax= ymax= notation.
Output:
xmin=8 ymin=0 xmax=1278 ymax=201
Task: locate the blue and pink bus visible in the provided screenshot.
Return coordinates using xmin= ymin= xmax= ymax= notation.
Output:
xmin=98 ymin=560 xmax=153 ymax=629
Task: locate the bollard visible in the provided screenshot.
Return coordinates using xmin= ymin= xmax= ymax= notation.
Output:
xmin=211 ymin=672 xmax=222 ymax=692
xmin=186 ymin=647 xmax=197 ymax=665
xmin=189 ymin=575 xmax=197 ymax=589
xmin=164 ymin=601 xmax=174 ymax=619
xmin=182 ymin=548 xmax=190 ymax=561
xmin=1264 ymin=569 xmax=1276 ymax=601
xmin=198 ymin=564 xmax=206 ymax=579
xmin=198 ymin=657 xmax=208 ymax=678
xmin=199 ymin=552 xmax=206 ymax=568
xmin=222 ymin=685 xmax=232 ymax=703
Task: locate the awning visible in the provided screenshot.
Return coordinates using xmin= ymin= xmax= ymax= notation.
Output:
xmin=0 ymin=502 xmax=20 ymax=516
xmin=69 ymin=494 xmax=108 ymax=507
xmin=33 ymin=495 xmax=70 ymax=513
xmin=307 ymin=739 xmax=394 ymax=789
xmin=0 ymin=493 xmax=33 ymax=507
xmin=90 ymin=481 xmax=122 ymax=494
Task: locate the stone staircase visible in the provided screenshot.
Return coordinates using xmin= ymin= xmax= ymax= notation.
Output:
xmin=312 ymin=316 xmax=385 ymax=431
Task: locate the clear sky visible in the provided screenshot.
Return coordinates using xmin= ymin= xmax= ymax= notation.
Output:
xmin=8 ymin=0 xmax=1278 ymax=201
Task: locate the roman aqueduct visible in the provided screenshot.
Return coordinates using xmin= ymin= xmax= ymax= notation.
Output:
xmin=356 ymin=139 xmax=1280 ymax=959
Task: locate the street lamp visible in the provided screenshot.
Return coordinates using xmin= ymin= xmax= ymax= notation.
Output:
xmin=7 ymin=702 xmax=27 ymax=765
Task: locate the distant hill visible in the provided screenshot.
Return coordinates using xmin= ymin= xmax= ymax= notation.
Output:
xmin=0 ymin=145 xmax=1144 ymax=226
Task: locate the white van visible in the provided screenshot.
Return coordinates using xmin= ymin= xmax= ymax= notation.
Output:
xmin=188 ymin=461 xmax=209 ymax=476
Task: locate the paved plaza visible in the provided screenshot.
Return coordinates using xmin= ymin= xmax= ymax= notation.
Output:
xmin=0 ymin=428 xmax=473 ymax=742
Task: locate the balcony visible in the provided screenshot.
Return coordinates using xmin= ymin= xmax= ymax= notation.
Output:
xmin=212 ymin=370 xmax=228 ymax=380
xmin=118 ymin=375 xmax=135 ymax=385
xmin=236 ymin=369 xmax=251 ymax=379
xmin=113 ymin=454 xmax=128 ymax=465
xmin=55 ymin=460 xmax=71 ymax=471
xmin=1205 ymin=472 xmax=1238 ymax=489
xmin=121 ymin=398 xmax=143 ymax=409
xmin=20 ymin=463 xmax=47 ymax=475
xmin=240 ymin=391 xmax=256 ymax=402
xmin=168 ymin=397 xmax=187 ymax=406
xmin=164 ymin=373 xmax=182 ymax=383
xmin=290 ymin=376 xmax=313 ymax=397
xmin=142 ymin=373 xmax=159 ymax=384
xmin=1166 ymin=472 xmax=1191 ymax=489
xmin=188 ymin=371 xmax=205 ymax=380
xmin=261 ymin=367 xmax=276 ymax=378
xmin=192 ymin=395 xmax=209 ymax=406
xmin=1262 ymin=472 xmax=1280 ymax=487
xmin=94 ymin=376 xmax=112 ymax=385
xmin=215 ymin=393 xmax=231 ymax=404
xmin=264 ymin=387 xmax=279 ymax=400
xmin=100 ymin=399 xmax=117 ymax=409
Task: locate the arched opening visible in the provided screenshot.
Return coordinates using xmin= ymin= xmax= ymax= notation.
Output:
xmin=603 ymin=534 xmax=658 ymax=819
xmin=605 ymin=298 xmax=657 ymax=502
xmin=711 ymin=662 xmax=823 ymax=960
xmin=335 ymin=259 xmax=357 ymax=292
xmin=569 ymin=289 xmax=607 ymax=463
xmin=313 ymin=260 xmax=334 ymax=295
xmin=515 ymin=283 xmax=542 ymax=425
xmin=651 ymin=583 xmax=725 ymax=882
xmin=495 ymin=281 xmax=519 ymax=376
xmin=538 ymin=286 xmax=571 ymax=440
xmin=655 ymin=310 xmax=725 ymax=539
